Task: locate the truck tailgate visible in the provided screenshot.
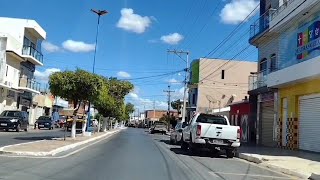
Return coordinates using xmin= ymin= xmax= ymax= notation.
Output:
xmin=200 ymin=123 xmax=239 ymax=141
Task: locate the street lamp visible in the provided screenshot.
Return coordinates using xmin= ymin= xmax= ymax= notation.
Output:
xmin=87 ymin=9 xmax=108 ymax=132
xmin=90 ymin=9 xmax=108 ymax=73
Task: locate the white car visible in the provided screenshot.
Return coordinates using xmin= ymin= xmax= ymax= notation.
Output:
xmin=181 ymin=113 xmax=240 ymax=158
xmin=170 ymin=122 xmax=187 ymax=144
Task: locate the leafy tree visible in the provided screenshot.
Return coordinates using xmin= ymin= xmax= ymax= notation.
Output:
xmin=123 ymin=103 xmax=134 ymax=120
xmin=92 ymin=77 xmax=133 ymax=130
xmin=171 ymin=99 xmax=182 ymax=113
xmin=49 ymin=69 xmax=103 ymax=138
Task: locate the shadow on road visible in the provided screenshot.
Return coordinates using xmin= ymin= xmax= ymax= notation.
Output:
xmin=159 ymin=139 xmax=171 ymax=145
xmin=170 ymin=147 xmax=227 ymax=159
xmin=13 ymin=136 xmax=61 ymax=141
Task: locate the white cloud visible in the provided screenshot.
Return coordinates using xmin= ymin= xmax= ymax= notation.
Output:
xmin=42 ymin=41 xmax=60 ymax=53
xmin=220 ymin=0 xmax=259 ymax=24
xmin=172 ymin=87 xmax=187 ymax=100
xmin=117 ymin=71 xmax=131 ymax=78
xmin=160 ymin=33 xmax=184 ymax=45
xmin=168 ymin=78 xmax=182 ymax=84
xmin=126 ymin=92 xmax=167 ymax=110
xmin=117 ymin=8 xmax=152 ymax=34
xmin=129 ymin=92 xmax=138 ymax=99
xmin=34 ymin=68 xmax=61 ymax=82
xmin=62 ymin=40 xmax=95 ymax=53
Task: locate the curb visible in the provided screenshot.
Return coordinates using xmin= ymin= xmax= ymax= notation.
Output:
xmin=236 ymin=152 xmax=311 ymax=179
xmin=0 ymin=129 xmax=122 ymax=157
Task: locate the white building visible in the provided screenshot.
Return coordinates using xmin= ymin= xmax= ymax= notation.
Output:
xmin=0 ymin=17 xmax=46 ymax=124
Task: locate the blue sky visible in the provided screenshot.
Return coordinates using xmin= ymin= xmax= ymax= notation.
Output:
xmin=1 ymin=0 xmax=259 ymax=112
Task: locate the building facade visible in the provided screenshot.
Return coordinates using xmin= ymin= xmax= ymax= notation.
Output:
xmin=249 ymin=0 xmax=320 ymax=152
xmin=0 ymin=17 xmax=46 ymax=125
xmin=188 ymin=58 xmax=257 ymax=120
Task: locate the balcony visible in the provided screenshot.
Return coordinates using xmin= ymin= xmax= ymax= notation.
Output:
xmin=18 ymin=77 xmax=41 ymax=94
xmin=248 ymin=71 xmax=267 ymax=91
xmin=249 ymin=11 xmax=270 ymax=42
xmin=21 ymin=45 xmax=43 ymax=66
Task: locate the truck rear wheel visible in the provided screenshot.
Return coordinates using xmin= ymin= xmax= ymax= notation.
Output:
xmin=181 ymin=138 xmax=188 ymax=151
xmin=226 ymin=149 xmax=234 ymax=158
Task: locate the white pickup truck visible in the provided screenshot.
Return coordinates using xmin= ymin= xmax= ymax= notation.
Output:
xmin=181 ymin=113 xmax=240 ymax=158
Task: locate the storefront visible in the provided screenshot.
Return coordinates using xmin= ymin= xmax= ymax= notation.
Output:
xmin=279 ymin=79 xmax=320 ymax=152
xmin=257 ymin=91 xmax=278 ymax=147
xmin=229 ymin=101 xmax=255 ymax=143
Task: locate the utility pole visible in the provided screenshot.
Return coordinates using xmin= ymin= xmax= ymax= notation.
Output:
xmin=167 ymin=49 xmax=189 ymax=122
xmin=164 ymin=85 xmax=175 ymax=130
xmin=164 ymin=85 xmax=175 ymax=115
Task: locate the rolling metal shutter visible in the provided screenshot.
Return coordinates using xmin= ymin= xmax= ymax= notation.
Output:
xmin=299 ymin=94 xmax=320 ymax=152
xmin=261 ymin=101 xmax=275 ymax=146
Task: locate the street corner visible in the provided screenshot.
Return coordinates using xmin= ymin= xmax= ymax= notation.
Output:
xmin=236 ymin=153 xmax=263 ymax=164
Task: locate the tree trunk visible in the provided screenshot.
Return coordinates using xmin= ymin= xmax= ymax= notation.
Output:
xmin=102 ymin=117 xmax=108 ymax=132
xmin=71 ymin=101 xmax=80 ymax=139
xmin=97 ymin=118 xmax=101 ymax=133
xmin=71 ymin=115 xmax=77 ymax=138
xmin=82 ymin=120 xmax=87 ymax=136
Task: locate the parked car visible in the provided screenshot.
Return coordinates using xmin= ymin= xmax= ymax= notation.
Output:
xmin=0 ymin=110 xmax=29 ymax=132
xmin=150 ymin=121 xmax=167 ymax=134
xmin=36 ymin=116 xmax=54 ymax=130
xmin=170 ymin=122 xmax=187 ymax=144
xmin=181 ymin=113 xmax=240 ymax=158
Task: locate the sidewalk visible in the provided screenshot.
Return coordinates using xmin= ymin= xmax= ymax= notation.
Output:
xmin=237 ymin=145 xmax=320 ymax=179
xmin=0 ymin=128 xmax=123 ymax=156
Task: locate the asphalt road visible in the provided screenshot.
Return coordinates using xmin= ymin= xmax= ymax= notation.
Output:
xmin=0 ymin=128 xmax=296 ymax=180
xmin=0 ymin=128 xmax=69 ymax=146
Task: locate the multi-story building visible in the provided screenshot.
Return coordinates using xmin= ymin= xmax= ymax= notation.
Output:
xmin=188 ymin=58 xmax=257 ymax=119
xmin=249 ymin=0 xmax=320 ymax=152
xmin=0 ymin=17 xmax=46 ymax=125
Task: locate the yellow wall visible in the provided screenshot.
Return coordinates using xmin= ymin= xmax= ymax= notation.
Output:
xmin=279 ymin=78 xmax=320 ymax=118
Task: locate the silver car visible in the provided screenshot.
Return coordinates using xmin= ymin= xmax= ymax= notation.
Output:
xmin=170 ymin=122 xmax=187 ymax=144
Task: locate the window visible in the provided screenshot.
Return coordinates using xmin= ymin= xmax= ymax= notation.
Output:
xmin=192 ymin=94 xmax=196 ymax=105
xmin=259 ymin=58 xmax=267 ymax=75
xmin=196 ymin=114 xmax=227 ymax=125
xmin=221 ymin=70 xmax=225 ymax=79
xmin=270 ymin=54 xmax=277 ymax=72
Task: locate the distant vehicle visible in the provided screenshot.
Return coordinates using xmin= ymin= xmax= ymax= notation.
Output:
xmin=36 ymin=116 xmax=54 ymax=130
xmin=128 ymin=123 xmax=136 ymax=128
xmin=150 ymin=121 xmax=167 ymax=134
xmin=181 ymin=113 xmax=240 ymax=158
xmin=170 ymin=122 xmax=187 ymax=144
xmin=0 ymin=110 xmax=29 ymax=132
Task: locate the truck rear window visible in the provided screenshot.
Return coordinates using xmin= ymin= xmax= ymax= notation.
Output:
xmin=196 ymin=114 xmax=227 ymax=125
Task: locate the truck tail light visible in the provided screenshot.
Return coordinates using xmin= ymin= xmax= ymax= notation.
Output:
xmin=196 ymin=125 xmax=201 ymax=136
xmin=237 ymin=128 xmax=241 ymax=139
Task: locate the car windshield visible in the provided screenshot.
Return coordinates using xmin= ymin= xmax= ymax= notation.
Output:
xmin=196 ymin=114 xmax=227 ymax=125
xmin=38 ymin=116 xmax=51 ymax=121
xmin=0 ymin=111 xmax=21 ymax=117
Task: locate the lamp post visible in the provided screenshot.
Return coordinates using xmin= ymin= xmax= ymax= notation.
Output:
xmin=87 ymin=9 xmax=108 ymax=132
xmin=91 ymin=9 xmax=108 ymax=73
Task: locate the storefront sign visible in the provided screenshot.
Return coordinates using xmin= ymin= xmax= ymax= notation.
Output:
xmin=280 ymin=14 xmax=320 ymax=69
xmin=260 ymin=92 xmax=274 ymax=102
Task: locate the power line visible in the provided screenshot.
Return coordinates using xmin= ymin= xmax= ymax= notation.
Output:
xmin=120 ymin=69 xmax=185 ymax=81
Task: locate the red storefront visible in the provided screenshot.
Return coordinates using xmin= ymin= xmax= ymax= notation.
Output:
xmin=229 ymin=100 xmax=255 ymax=143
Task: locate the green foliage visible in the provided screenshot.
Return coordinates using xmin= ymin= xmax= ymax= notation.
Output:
xmin=92 ymin=77 xmax=133 ymax=120
xmin=49 ymin=69 xmax=103 ymax=108
xmin=123 ymin=103 xmax=134 ymax=120
xmin=171 ymin=99 xmax=182 ymax=113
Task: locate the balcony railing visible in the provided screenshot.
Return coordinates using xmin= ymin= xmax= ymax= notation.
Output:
xmin=19 ymin=77 xmax=41 ymax=92
xmin=22 ymin=45 xmax=43 ymax=63
xmin=248 ymin=71 xmax=267 ymax=91
xmin=249 ymin=11 xmax=270 ymax=40
xmin=270 ymin=0 xmax=296 ymax=21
